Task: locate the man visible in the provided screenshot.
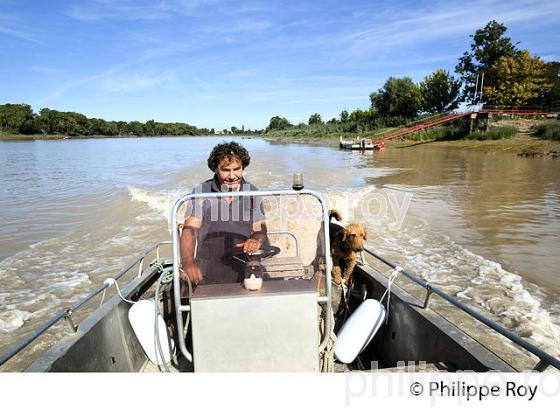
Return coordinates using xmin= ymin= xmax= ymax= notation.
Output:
xmin=180 ymin=141 xmax=267 ymax=285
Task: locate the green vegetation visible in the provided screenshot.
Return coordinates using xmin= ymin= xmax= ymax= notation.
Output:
xmin=399 ymin=121 xmax=522 ymax=143
xmin=544 ymin=62 xmax=560 ymax=108
xmin=455 ymin=20 xmax=557 ymax=107
xmin=308 ymin=113 xmax=323 ymax=125
xmin=266 ymin=108 xmax=425 ymax=137
xmin=263 ymin=20 xmax=558 ymax=139
xmin=0 ymin=104 xmax=261 ymax=138
xmin=2 ymin=21 xmax=558 ymax=142
xmin=420 ymin=69 xmax=461 ymax=113
xmin=407 ymin=125 xmax=466 ymax=142
xmin=370 ymin=77 xmax=422 ymax=118
xmin=266 ymin=116 xmax=292 ymax=131
xmin=466 ymin=125 xmax=518 ymax=140
xmin=485 ymin=51 xmax=551 ymax=106
xmin=455 ymin=20 xmax=520 ymax=103
xmin=532 ymin=121 xmax=560 ymax=141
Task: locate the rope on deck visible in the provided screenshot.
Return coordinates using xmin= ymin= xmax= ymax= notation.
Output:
xmin=319 ymin=307 xmax=337 ymax=372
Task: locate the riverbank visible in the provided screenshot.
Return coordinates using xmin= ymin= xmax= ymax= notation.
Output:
xmin=0 ymin=133 xmax=223 ymax=141
xmin=266 ymin=131 xmax=560 ymax=158
xmin=393 ymin=135 xmax=560 ymax=158
xmin=0 ymin=133 xmax=158 ymax=141
xmin=0 ymin=134 xmax=70 ymax=140
xmin=266 ymin=119 xmax=560 ymax=159
xmin=4 ymin=122 xmax=559 ymax=159
xmin=395 ymin=119 xmax=560 ymax=158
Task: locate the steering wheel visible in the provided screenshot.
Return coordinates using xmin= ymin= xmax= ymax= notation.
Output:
xmin=247 ymin=246 xmax=281 ymax=259
xmin=231 ymin=245 xmax=281 ymax=262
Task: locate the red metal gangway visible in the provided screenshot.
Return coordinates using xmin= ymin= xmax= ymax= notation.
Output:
xmin=481 ymin=107 xmax=550 ymax=116
xmin=371 ymin=112 xmax=471 ymax=143
xmin=371 ymin=107 xmax=552 ymax=144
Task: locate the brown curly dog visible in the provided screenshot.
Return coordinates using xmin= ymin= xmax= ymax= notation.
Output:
xmin=329 ymin=210 xmax=368 ymax=286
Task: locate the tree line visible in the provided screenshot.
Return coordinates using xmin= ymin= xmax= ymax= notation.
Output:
xmin=2 ymin=21 xmax=558 ymax=138
xmin=267 ymin=21 xmax=560 ymax=133
xmin=0 ymin=105 xmax=215 ymax=136
xmin=0 ymin=105 xmax=261 ymax=137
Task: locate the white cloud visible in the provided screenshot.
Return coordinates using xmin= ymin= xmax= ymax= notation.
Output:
xmin=224 ymin=69 xmax=258 ymax=78
xmin=29 ymin=66 xmax=64 ymax=75
xmin=66 ymin=0 xmax=228 ymax=22
xmin=336 ymin=0 xmax=560 ymax=56
xmin=31 ymin=45 xmax=217 ymax=105
xmin=66 ymin=0 xmax=174 ymax=22
xmin=96 ymin=69 xmax=177 ymax=94
xmin=0 ymin=13 xmax=45 ymax=45
xmin=540 ymin=55 xmax=558 ymax=62
xmin=32 ymin=66 xmax=122 ymax=105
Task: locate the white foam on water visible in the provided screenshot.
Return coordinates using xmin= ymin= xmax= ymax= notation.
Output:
xmin=325 ymin=185 xmax=378 ymax=222
xmin=330 ymin=186 xmax=560 ymax=357
xmin=44 ymin=272 xmax=91 ymax=291
xmin=108 ymin=236 xmax=134 ymax=246
xmin=0 ymin=188 xmax=162 ymax=342
xmin=3 ymin=169 xmax=558 ymax=363
xmin=126 ymin=185 xmax=187 ymax=224
xmin=127 ymin=186 xmax=171 ymax=219
xmin=0 ymin=309 xmax=31 ymax=333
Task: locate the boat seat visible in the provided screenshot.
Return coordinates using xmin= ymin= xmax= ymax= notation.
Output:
xmin=260 ymin=256 xmax=306 ymax=279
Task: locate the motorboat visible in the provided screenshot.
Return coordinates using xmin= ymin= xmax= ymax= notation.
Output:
xmin=1 ymin=187 xmax=559 ymax=373
xmin=339 ymin=136 xmax=383 ymax=150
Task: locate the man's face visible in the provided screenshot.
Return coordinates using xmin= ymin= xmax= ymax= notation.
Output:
xmin=215 ymin=157 xmax=243 ymax=191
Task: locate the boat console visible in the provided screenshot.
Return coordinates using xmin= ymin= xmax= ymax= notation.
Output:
xmin=171 ymin=189 xmax=332 ymax=372
xmin=6 ymin=187 xmax=558 ymax=373
xmin=190 ymin=280 xmax=319 ymax=371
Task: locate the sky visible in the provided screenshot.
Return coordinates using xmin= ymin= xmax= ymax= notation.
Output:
xmin=1 ymin=0 xmax=559 ymax=130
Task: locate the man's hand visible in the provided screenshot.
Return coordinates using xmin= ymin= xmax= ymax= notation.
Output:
xmin=237 ymin=238 xmax=261 ymax=254
xmin=180 ymin=261 xmax=203 ymax=285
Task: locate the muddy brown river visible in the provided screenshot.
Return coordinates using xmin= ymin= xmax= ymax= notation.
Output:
xmin=1 ymin=137 xmax=558 ymax=370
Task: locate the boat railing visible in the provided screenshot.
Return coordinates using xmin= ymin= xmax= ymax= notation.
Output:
xmin=4 ymin=235 xmax=558 ymax=372
xmin=363 ymin=246 xmax=560 ymax=371
xmin=268 ymin=230 xmax=301 ymax=258
xmin=0 ymin=241 xmax=172 ymax=368
xmin=170 ymin=189 xmax=333 ymax=363
xmin=367 ymin=111 xmax=453 ymax=139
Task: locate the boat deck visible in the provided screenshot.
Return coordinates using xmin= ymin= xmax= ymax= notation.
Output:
xmin=140 ymin=357 xmax=442 ymax=373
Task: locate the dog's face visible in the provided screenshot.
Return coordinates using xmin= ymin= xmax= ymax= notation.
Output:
xmin=339 ymin=224 xmax=368 ymax=252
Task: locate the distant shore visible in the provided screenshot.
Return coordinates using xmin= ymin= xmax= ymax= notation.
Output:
xmin=0 ymin=133 xmax=244 ymax=141
xmin=268 ymin=134 xmax=559 ymax=158
xmin=3 ymin=125 xmax=558 ymax=159
xmin=395 ymin=136 xmax=560 ymax=158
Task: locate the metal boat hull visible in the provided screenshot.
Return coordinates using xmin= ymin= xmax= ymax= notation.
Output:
xmin=24 ymin=261 xmax=514 ymax=372
xmin=25 ymin=265 xmax=160 ymax=372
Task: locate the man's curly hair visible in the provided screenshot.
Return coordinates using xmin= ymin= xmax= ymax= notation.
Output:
xmin=207 ymin=141 xmax=251 ymax=172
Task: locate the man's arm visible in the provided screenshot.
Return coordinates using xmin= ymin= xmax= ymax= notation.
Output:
xmin=242 ymin=220 xmax=268 ymax=254
xmin=241 ymin=195 xmax=268 ymax=254
xmin=180 ymin=216 xmax=203 ymax=284
xmin=251 ymin=220 xmax=267 ymax=243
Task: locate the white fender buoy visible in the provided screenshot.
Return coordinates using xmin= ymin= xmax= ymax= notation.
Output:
xmin=128 ymin=299 xmax=175 ymax=365
xmin=334 ymin=299 xmax=386 ymax=364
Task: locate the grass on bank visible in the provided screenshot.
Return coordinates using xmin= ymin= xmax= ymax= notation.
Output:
xmin=465 ymin=125 xmax=517 ymax=141
xmin=265 ymin=127 xmax=397 ymax=139
xmin=404 ymin=123 xmax=518 ymax=142
xmin=532 ymin=121 xmax=560 ymax=141
xmin=0 ymin=133 xmax=116 ymax=141
xmin=405 ymin=125 xmax=465 ymax=141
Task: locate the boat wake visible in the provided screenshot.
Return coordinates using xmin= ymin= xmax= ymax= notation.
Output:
xmin=0 ymin=187 xmax=168 ymax=364
xmin=0 ymin=310 xmax=31 ymax=333
xmin=1 ymin=182 xmax=558 ymax=367
xmin=325 ymin=186 xmax=560 ymax=358
xmin=127 ymin=186 xmax=174 ymax=221
xmin=125 ymin=182 xmax=560 ymax=357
